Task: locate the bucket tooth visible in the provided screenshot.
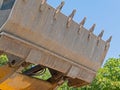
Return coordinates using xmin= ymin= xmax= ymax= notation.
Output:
xmin=39 ymin=0 xmax=47 ymax=12
xmin=79 ymin=17 xmax=86 ymax=26
xmin=78 ymin=17 xmax=87 ymax=34
xmin=66 ymin=9 xmax=76 ymax=28
xmin=54 ymin=1 xmax=65 ymax=20
xmin=98 ymin=30 xmax=104 ymax=38
xmin=89 ymin=24 xmax=96 ymax=33
xmin=106 ymin=36 xmax=112 ymax=43
xmin=88 ymin=24 xmax=96 ymax=40
xmin=96 ymin=30 xmax=104 ymax=46
xmin=105 ymin=36 xmax=112 ymax=50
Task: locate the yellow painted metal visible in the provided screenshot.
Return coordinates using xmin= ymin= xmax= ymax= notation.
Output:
xmin=0 ymin=72 xmax=56 ymax=90
xmin=0 ymin=64 xmax=16 ymax=84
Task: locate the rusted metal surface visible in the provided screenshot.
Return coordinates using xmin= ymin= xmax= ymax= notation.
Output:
xmin=0 ymin=0 xmax=112 ymax=89
xmin=0 ymin=32 xmax=96 ymax=83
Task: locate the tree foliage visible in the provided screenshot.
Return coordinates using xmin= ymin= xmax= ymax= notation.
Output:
xmin=0 ymin=54 xmax=8 ymax=66
xmin=79 ymin=57 xmax=120 ymax=90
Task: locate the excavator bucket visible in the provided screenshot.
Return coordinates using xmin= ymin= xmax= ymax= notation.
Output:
xmin=0 ymin=0 xmax=111 ymax=89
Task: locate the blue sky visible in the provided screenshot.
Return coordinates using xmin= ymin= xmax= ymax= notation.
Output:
xmin=47 ymin=0 xmax=120 ymax=62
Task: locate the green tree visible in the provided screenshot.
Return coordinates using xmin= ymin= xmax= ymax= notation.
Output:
xmin=79 ymin=57 xmax=120 ymax=90
xmin=0 ymin=54 xmax=8 ymax=66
